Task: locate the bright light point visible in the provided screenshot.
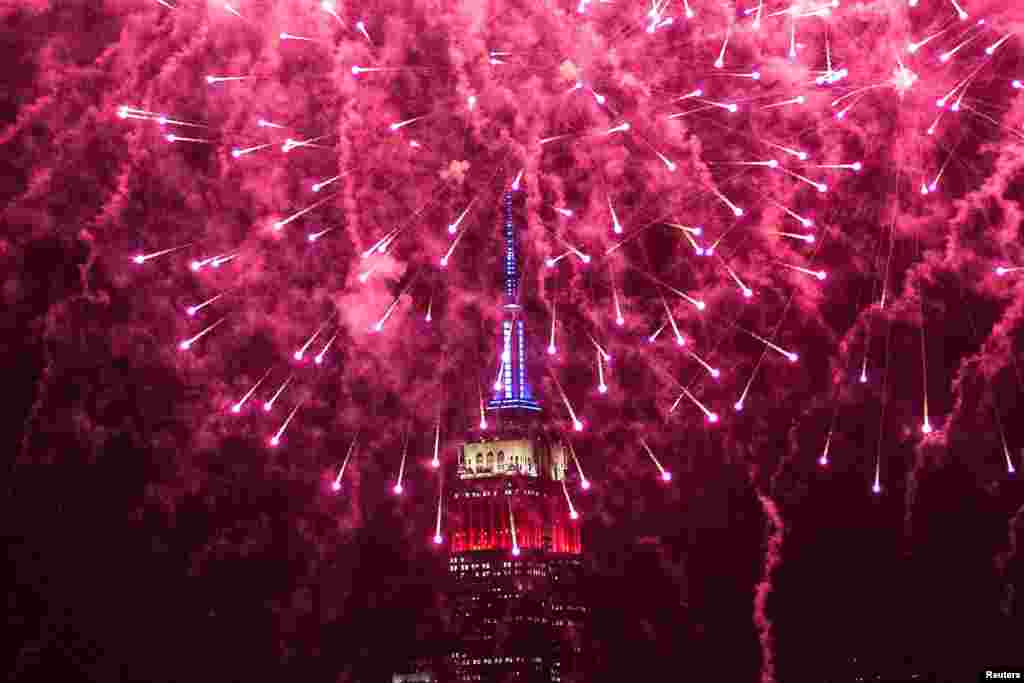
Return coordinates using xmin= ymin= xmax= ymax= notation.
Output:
xmin=431 ymin=459 xmax=440 ymax=469
xmin=796 ymin=96 xmax=805 ymax=104
xmin=573 ymin=421 xmax=584 ymax=432
xmin=570 ymin=510 xmax=579 ymax=520
xmin=548 ymin=345 xmax=557 ymax=355
xmin=728 ymin=104 xmax=738 ymax=113
xmin=598 ymin=384 xmax=608 ymax=394
xmin=179 ymin=341 xmax=191 ymax=351
xmin=231 ymin=404 xmax=242 ymax=414
xmin=494 ymin=381 xmax=502 ymax=391
xmin=817 ymin=271 xmax=828 ymax=280
xmin=1013 ymin=80 xmax=1022 ymax=89
xmin=708 ymin=413 xmax=719 ymax=423
xmin=263 ymin=403 xmax=272 ymax=411
xmin=817 ymin=184 xmax=828 ymax=193
xmin=768 ymin=159 xmax=779 ymax=168
xmin=733 ymin=207 xmax=744 ymax=217
xmin=425 ymin=315 xmax=432 ymax=323
xmin=818 ymin=455 xmax=828 ymax=466
xmin=133 ymin=255 xmax=146 ymax=265
xmin=616 ymin=317 xmax=625 ymax=326
xmin=996 ymin=267 xmax=1007 ymax=276
xmin=512 ymin=546 xmax=521 ymax=556
xmin=186 ymin=307 xmax=197 ymax=317
xmin=307 ymin=234 xmax=317 ymax=243
xmin=798 ymin=152 xmax=808 ymax=161
xmin=714 ymin=59 xmax=724 ymax=68
xmin=922 ymin=422 xmax=932 ymax=434
xmin=270 ymin=437 xmax=280 ymax=447
xmin=802 ymin=219 xmax=813 ymax=228
xmin=666 ymin=162 xmax=677 ymax=172
xmin=440 ymin=257 xmax=448 ymax=267
xmin=205 ymin=75 xmax=215 ymax=84
xmin=294 ymin=351 xmax=304 ymax=361
xmin=734 ymin=402 xmax=744 ymax=412
xmin=958 ymin=11 xmax=967 ymax=19
xmin=788 ymin=353 xmax=799 ymax=362
xmin=695 ymin=247 xmax=705 ymax=256
xmin=661 ymin=471 xmax=672 ymax=482
xmin=545 ymin=259 xmax=555 ymax=268
xmin=596 ymin=94 xmax=606 ymax=104
xmin=480 ymin=420 xmax=487 ymax=430
xmin=373 ymin=322 xmax=383 ymax=332
xmin=393 ymin=484 xmax=403 ymax=494
xmin=806 ymin=235 xmax=816 ymax=243
xmin=433 ymin=534 xmax=443 ymax=544
xmin=860 ymin=372 xmax=868 ymax=383
xmin=711 ymin=369 xmax=721 ymax=379
xmin=230 ymin=149 xmax=244 ymax=160
xmin=675 ymin=336 xmax=686 ymax=346
xmin=581 ymin=479 xmax=591 ymax=490
xmin=705 ymin=248 xmax=715 ymax=256
xmin=273 ymin=222 xmax=283 ymax=231
xmin=165 ymin=134 xmax=175 ymax=142
xmin=315 ymin=355 xmax=325 ymax=365
xmin=852 ymin=162 xmax=863 ymax=171
xmin=279 ymin=33 xmax=288 ymax=40
xmin=581 ymin=255 xmax=591 ymax=264
xmin=448 ymin=225 xmax=457 ymax=234
xmin=742 ymin=288 xmax=753 ymax=298
xmin=752 ymin=72 xmax=761 ymax=80
xmin=351 ymin=66 xmax=362 ymax=75
xmin=696 ymin=301 xmax=706 ymax=311
xmin=872 ymin=483 xmax=881 ymax=494
xmin=331 ymin=481 xmax=341 ymax=491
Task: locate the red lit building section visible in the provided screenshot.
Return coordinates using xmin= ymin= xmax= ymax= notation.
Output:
xmin=449 ymin=480 xmax=582 ymax=555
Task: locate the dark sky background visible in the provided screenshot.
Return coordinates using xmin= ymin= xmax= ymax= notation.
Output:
xmin=5 ymin=1 xmax=1024 ymax=682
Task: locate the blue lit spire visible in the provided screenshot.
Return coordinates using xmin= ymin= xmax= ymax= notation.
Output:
xmin=488 ymin=187 xmax=541 ymax=412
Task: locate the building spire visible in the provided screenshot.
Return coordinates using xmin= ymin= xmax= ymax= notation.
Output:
xmin=488 ymin=185 xmax=541 ymax=412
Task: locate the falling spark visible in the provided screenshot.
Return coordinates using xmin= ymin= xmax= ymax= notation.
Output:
xmin=648 ymin=319 xmax=668 ymax=343
xmin=739 ymin=327 xmax=799 ymax=362
xmin=231 ymin=143 xmax=274 ymax=158
xmin=588 ymin=334 xmax=612 ymax=361
xmin=294 ymin=322 xmax=329 ymax=361
xmin=434 ymin=473 xmax=444 ymax=544
xmin=640 ymin=439 xmax=672 ymax=482
xmin=269 ymin=399 xmax=303 ymax=447
xmin=332 ymin=434 xmax=358 ymax=491
xmin=994 ymin=265 xmax=1023 ymax=276
xmin=872 ymin=458 xmax=882 ymax=494
xmin=568 ymin=443 xmax=590 ymax=490
xmin=596 ymin=350 xmax=608 ymax=394
xmin=777 ymin=261 xmax=828 ymax=280
xmin=711 ymin=187 xmax=744 ymax=216
xmin=272 ymin=195 xmax=335 ymax=231
xmin=509 ymin=500 xmax=520 ymax=554
xmin=389 ymin=115 xmax=427 ymax=132
xmin=312 ymin=172 xmax=347 ymax=192
xmin=185 ymin=293 xmax=224 ymax=317
xmin=687 ymin=349 xmax=721 ymax=380
xmin=548 ymin=305 xmax=558 ymax=355
xmin=562 ymin=479 xmax=580 ymax=520
xmin=321 ymin=0 xmax=344 ymax=25
xmin=230 ymin=368 xmax=272 ymax=413
xmin=264 ymin=375 xmax=293 ymax=412
xmin=394 ymin=430 xmax=409 ymax=494
xmin=819 ymin=430 xmax=832 ymax=466
xmin=314 ymin=331 xmax=339 ymax=365
xmin=669 ymin=384 xmax=719 ymax=423
xmin=608 ymin=197 xmax=623 ymax=234
xmin=205 ymin=75 xmax=253 ymax=84
xmin=432 ymin=419 xmax=442 ymax=468
xmin=550 ymin=372 xmax=583 ymax=430
xmin=178 ymin=317 xmax=226 ymax=351
xmin=661 ymin=295 xmax=686 ymax=346
xmin=132 ymin=243 xmax=192 ymax=264
xmin=307 ymin=228 xmax=334 ymax=243
xmin=165 ymin=134 xmax=212 ymax=144
xmin=448 ymin=199 xmax=476 ymax=234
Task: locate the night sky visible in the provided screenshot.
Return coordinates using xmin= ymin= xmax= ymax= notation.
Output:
xmin=5 ymin=1 xmax=1024 ymax=681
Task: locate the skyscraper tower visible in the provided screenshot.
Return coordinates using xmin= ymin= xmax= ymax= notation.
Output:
xmin=445 ymin=185 xmax=586 ymax=683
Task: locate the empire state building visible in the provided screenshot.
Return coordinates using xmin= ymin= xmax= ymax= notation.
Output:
xmin=444 ymin=184 xmax=587 ymax=683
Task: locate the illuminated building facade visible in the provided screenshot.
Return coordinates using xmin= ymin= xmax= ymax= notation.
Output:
xmin=445 ymin=189 xmax=586 ymax=682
